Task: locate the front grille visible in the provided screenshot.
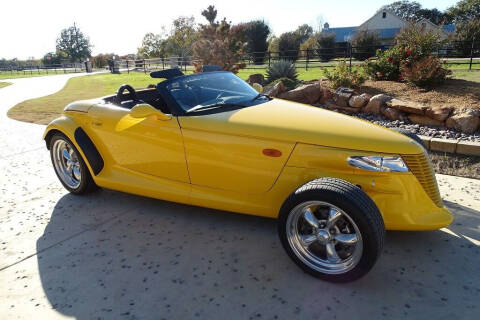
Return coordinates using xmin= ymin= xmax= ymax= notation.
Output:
xmin=402 ymin=152 xmax=443 ymax=207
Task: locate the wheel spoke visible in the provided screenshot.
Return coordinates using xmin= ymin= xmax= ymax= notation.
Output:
xmin=334 ymin=233 xmax=358 ymax=245
xmin=325 ymin=242 xmax=341 ymax=263
xmin=303 ymin=208 xmax=319 ymax=229
xmin=62 ymin=149 xmax=71 ymax=161
xmin=327 ymin=208 xmax=342 ymax=227
xmin=299 ymin=234 xmax=317 ymax=247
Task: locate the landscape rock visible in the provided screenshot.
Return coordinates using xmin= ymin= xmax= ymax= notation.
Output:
xmin=386 ymin=98 xmax=428 ymax=115
xmin=364 ymin=94 xmax=391 ymax=115
xmin=247 ymin=73 xmax=264 ymax=85
xmin=324 ymin=100 xmax=361 ymax=113
xmin=278 ymin=82 xmax=321 ymax=104
xmin=333 ymin=87 xmax=354 ymax=107
xmin=348 ymin=94 xmax=370 ymax=108
xmin=425 ymin=106 xmax=453 ymax=122
xmin=319 ymin=86 xmax=333 ymax=103
xmin=264 ymin=81 xmax=286 ymax=97
xmin=408 ymin=115 xmax=444 ymax=127
xmin=446 ymin=109 xmax=480 ymax=134
xmin=381 ymin=107 xmax=403 ymax=121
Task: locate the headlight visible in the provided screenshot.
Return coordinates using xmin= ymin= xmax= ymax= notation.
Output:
xmin=347 ymin=156 xmax=409 ymax=172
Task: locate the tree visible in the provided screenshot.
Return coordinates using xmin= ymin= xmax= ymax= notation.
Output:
xmin=446 ymin=0 xmax=480 ymax=22
xmin=192 ymin=8 xmax=247 ymax=72
xmin=201 ymin=5 xmax=217 ymax=25
xmin=351 ymin=30 xmax=380 ymax=61
xmin=166 ymin=16 xmax=198 ymax=58
xmin=56 ymin=24 xmax=92 ymax=62
xmin=383 ymin=1 xmax=447 ymax=24
xmin=316 ymin=32 xmax=336 ymax=61
xmin=295 ymin=24 xmax=314 ymax=43
xmin=137 ymin=32 xmax=167 ymax=58
xmin=243 ymin=20 xmax=270 ymax=64
xmin=267 ymin=36 xmax=280 ymax=58
xmin=446 ymin=0 xmax=480 ymax=54
xmin=278 ymin=32 xmax=301 ymax=61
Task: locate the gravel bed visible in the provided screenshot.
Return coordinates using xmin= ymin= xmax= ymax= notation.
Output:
xmin=320 ymin=106 xmax=480 ymax=143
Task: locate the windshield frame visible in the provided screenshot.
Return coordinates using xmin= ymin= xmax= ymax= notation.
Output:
xmin=156 ymin=71 xmax=268 ymax=116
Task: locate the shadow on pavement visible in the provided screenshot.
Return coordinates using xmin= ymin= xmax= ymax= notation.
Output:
xmin=37 ymin=191 xmax=480 ymax=320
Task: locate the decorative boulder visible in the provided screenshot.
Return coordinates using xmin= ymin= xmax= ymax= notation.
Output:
xmin=348 ymin=94 xmax=370 ymax=108
xmin=333 ymin=87 xmax=354 ymax=108
xmin=408 ymin=115 xmax=444 ymax=127
xmin=319 ymin=86 xmax=333 ymax=103
xmin=381 ymin=107 xmax=403 ymax=121
xmin=324 ymin=100 xmax=361 ymax=114
xmin=446 ymin=109 xmax=480 ymax=134
xmin=386 ymin=99 xmax=428 ymax=115
xmin=278 ymin=82 xmax=321 ymax=104
xmin=364 ymin=94 xmax=391 ymax=115
xmin=247 ymin=73 xmax=265 ymax=85
xmin=264 ymin=81 xmax=286 ymax=97
xmin=425 ymin=106 xmax=453 ymax=122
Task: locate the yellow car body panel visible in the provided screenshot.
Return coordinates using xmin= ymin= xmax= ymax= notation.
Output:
xmin=44 ymin=97 xmax=453 ymax=231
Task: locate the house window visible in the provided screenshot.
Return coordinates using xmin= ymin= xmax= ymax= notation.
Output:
xmin=382 ymin=12 xmax=386 ymax=18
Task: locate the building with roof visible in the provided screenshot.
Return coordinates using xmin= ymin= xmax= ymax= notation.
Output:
xmin=324 ymin=9 xmax=455 ymax=43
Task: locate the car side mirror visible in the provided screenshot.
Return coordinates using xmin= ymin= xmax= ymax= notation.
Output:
xmin=130 ymin=104 xmax=171 ymax=121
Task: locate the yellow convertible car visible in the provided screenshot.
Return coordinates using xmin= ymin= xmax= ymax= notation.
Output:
xmin=43 ymin=69 xmax=453 ymax=282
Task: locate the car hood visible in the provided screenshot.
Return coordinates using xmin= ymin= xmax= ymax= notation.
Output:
xmin=178 ymin=98 xmax=421 ymax=155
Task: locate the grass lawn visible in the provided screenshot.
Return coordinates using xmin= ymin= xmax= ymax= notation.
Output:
xmin=8 ymin=73 xmax=157 ymax=124
xmin=0 ymin=81 xmax=12 ymax=89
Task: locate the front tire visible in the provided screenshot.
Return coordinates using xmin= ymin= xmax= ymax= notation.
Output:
xmin=278 ymin=178 xmax=385 ymax=282
xmin=49 ymin=133 xmax=98 ymax=194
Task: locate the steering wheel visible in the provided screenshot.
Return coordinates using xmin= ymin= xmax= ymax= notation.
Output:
xmin=116 ymin=84 xmax=138 ymax=103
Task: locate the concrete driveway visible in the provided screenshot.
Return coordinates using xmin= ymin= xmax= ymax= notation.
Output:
xmin=0 ymin=75 xmax=479 ymax=320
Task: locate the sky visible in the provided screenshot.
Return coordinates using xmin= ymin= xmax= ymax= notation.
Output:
xmin=0 ymin=0 xmax=458 ymax=60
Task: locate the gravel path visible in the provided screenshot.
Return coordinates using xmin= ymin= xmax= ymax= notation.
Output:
xmin=0 ymin=76 xmax=479 ymax=320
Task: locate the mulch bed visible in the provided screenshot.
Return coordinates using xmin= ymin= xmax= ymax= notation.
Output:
xmin=358 ymin=79 xmax=480 ymax=111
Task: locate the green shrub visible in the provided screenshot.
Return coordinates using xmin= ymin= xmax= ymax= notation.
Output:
xmin=363 ymin=45 xmax=424 ymax=81
xmin=266 ymin=60 xmax=298 ymax=83
xmin=316 ymin=32 xmax=336 ymax=62
xmin=323 ymin=62 xmax=366 ymax=88
xmin=351 ymin=30 xmax=380 ymax=61
xmin=402 ymin=55 xmax=451 ymax=87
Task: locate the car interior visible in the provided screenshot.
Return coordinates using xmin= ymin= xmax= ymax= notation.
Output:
xmin=103 ymin=84 xmax=172 ymax=114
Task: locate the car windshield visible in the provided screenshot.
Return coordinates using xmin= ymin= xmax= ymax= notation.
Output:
xmin=164 ymin=72 xmax=266 ymax=113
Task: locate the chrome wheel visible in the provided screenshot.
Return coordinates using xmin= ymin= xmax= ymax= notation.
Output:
xmin=52 ymin=139 xmax=82 ymax=189
xmin=286 ymin=201 xmax=363 ymax=275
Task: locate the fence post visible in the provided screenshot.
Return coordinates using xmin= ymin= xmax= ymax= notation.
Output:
xmin=470 ymin=37 xmax=475 ymax=71
xmin=349 ymin=43 xmax=353 ymax=70
xmin=305 ymin=49 xmax=309 ymax=71
xmin=268 ymin=51 xmax=271 ymax=67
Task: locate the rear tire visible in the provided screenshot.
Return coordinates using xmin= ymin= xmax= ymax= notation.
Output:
xmin=278 ymin=178 xmax=385 ymax=282
xmin=49 ymin=133 xmax=99 ymax=195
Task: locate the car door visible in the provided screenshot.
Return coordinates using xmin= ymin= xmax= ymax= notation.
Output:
xmin=179 ymin=115 xmax=295 ymax=194
xmin=87 ymin=103 xmax=189 ymax=183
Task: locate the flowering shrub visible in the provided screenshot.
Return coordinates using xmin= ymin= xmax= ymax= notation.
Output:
xmin=324 ymin=61 xmax=366 ymax=89
xmin=363 ymin=46 xmax=422 ymax=81
xmin=402 ymin=55 xmax=451 ymax=87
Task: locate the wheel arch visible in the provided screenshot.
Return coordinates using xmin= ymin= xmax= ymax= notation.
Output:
xmin=43 ymin=116 xmax=104 ymax=176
